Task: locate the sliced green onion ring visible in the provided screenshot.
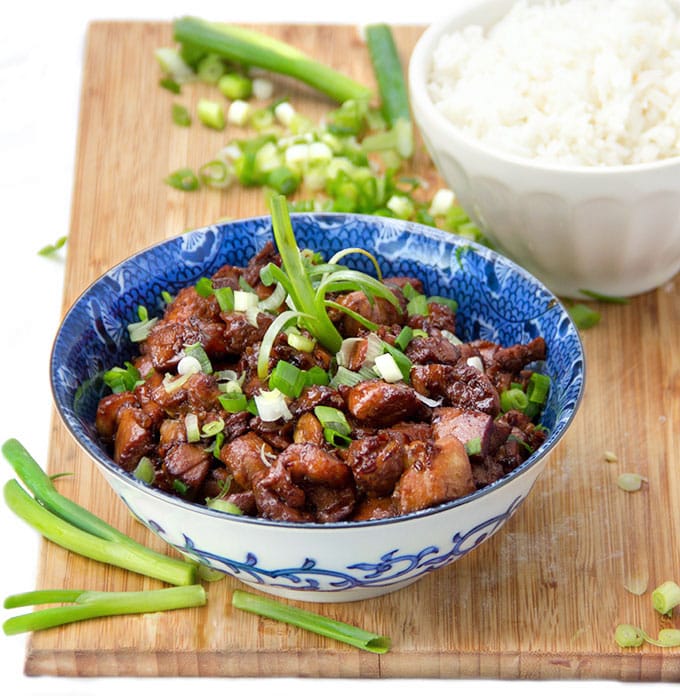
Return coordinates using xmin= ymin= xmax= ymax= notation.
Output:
xmin=185 ymin=413 xmax=201 ymax=443
xmin=258 ymin=282 xmax=288 ymax=312
xmin=652 ymin=580 xmax=680 ymax=615
xmin=183 ymin=342 xmax=213 ymax=374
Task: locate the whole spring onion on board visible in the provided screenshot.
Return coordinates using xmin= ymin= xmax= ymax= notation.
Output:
xmin=172 ymin=16 xmax=373 ymax=104
xmin=2 ymin=439 xmax=197 ymax=586
xmin=3 ymin=585 xmax=206 ymax=636
xmin=362 ymin=23 xmax=414 ymax=159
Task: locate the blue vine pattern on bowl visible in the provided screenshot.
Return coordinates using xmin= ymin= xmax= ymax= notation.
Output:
xmin=141 ymin=495 xmax=524 ymax=592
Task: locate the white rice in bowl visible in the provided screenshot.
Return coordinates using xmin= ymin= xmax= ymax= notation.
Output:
xmin=427 ymin=0 xmax=680 ymax=167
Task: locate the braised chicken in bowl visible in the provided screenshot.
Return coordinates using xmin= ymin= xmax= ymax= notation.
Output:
xmin=95 ymin=235 xmax=550 ymax=524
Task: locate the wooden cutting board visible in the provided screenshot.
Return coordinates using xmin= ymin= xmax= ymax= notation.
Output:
xmin=24 ymin=20 xmax=680 ymax=681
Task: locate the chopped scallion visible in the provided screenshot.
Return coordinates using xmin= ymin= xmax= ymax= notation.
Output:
xmin=185 ymin=413 xmax=201 ymax=443
xmin=172 ymin=103 xmax=192 ymax=127
xmin=132 ymin=457 xmax=155 ymax=484
xmin=253 ymin=388 xmax=293 ymax=422
xmin=304 ymin=366 xmax=329 ymax=386
xmin=199 ymin=160 xmax=234 ymax=188
xmin=568 ymin=303 xmax=601 ymax=330
xmin=206 ymin=498 xmax=243 ymax=515
xmin=394 ymin=326 xmax=414 ymax=351
xmin=465 ymin=437 xmax=482 ymax=457
xmin=373 ymin=352 xmax=403 ymax=383
xmin=127 ymin=316 xmax=158 ymax=343
xmin=103 ymin=362 xmax=142 ymax=394
xmin=195 ymin=276 xmax=214 ymax=297
xmin=269 ymin=360 xmax=307 ymax=399
xmin=218 ymin=392 xmax=248 ymax=414
xmin=37 ymin=235 xmax=68 ymax=257
xmin=214 ymin=286 xmax=235 ymax=311
xmin=165 ymin=167 xmax=200 ymax=192
xmin=183 ymin=342 xmax=213 ymax=374
xmin=315 ymin=407 xmax=353 ymax=446
xmin=614 ymin=624 xmax=645 ymax=648
xmin=652 ymin=580 xmax=680 ymax=616
xmin=197 ymin=98 xmax=225 ymax=130
xmin=406 ymin=294 xmax=428 ymax=317
xmin=202 ymin=418 xmax=225 ymax=438
xmin=381 ymin=342 xmax=412 ymax=382
xmin=196 ymin=53 xmax=226 ymax=84
xmin=500 ymin=388 xmax=529 ymax=413
xmin=218 ymin=72 xmax=253 ymax=100
xmin=177 ymin=355 xmax=202 ymax=376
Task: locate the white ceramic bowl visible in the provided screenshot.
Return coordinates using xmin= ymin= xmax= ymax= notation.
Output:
xmin=51 ymin=213 xmax=584 ymax=602
xmin=409 ymin=0 xmax=680 ymax=298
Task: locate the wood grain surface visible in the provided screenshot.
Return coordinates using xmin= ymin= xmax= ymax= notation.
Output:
xmin=25 ymin=20 xmax=680 ymax=680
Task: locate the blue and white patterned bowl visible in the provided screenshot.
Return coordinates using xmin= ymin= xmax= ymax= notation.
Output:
xmin=51 ymin=213 xmax=585 ymax=602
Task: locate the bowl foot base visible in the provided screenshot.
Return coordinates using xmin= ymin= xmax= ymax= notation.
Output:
xmin=236 ymin=575 xmax=422 ymax=603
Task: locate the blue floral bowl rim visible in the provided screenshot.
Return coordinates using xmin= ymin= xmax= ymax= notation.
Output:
xmin=51 ymin=211 xmax=586 ymax=530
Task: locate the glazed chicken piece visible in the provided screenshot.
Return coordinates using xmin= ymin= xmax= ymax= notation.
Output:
xmin=394 ymin=435 xmax=475 ymax=514
xmin=253 ymin=443 xmax=355 ymax=522
xmin=411 ymin=362 xmax=500 ymax=416
xmin=219 ymin=311 xmax=273 ymax=356
xmin=334 ymin=291 xmax=404 ymax=336
xmin=113 ymin=407 xmax=154 ymax=471
xmin=293 ymin=412 xmax=324 ymax=446
xmin=95 ymin=392 xmax=138 ymax=442
xmin=405 ymin=333 xmax=461 ymax=366
xmin=142 ymin=320 xmax=202 ymax=371
xmin=345 ymin=432 xmax=407 ymax=497
xmin=407 ymin=301 xmax=457 ymax=334
xmin=345 ymin=379 xmax=429 ymax=427
xmin=220 ymin=432 xmax=273 ymax=491
xmin=161 ymin=443 xmax=212 ymax=497
xmin=351 ymin=496 xmax=398 ymax=521
xmin=432 ymin=407 xmax=511 ymax=459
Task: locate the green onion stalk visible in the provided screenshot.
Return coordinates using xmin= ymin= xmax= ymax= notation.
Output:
xmin=256 ymin=195 xmax=401 ymax=379
xmin=173 ymin=17 xmax=373 ymax=104
xmin=232 ymin=590 xmax=390 ymax=653
xmin=3 ymin=586 xmax=206 ymax=636
xmin=363 ymin=24 xmax=414 ymax=159
xmin=2 ymin=439 xmax=196 ymax=587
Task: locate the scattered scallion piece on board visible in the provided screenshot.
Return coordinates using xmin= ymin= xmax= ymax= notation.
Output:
xmin=615 ymin=624 xmax=680 ymax=649
xmin=616 ymin=472 xmax=646 ymax=492
xmin=172 ymin=103 xmax=192 ymax=126
xmin=614 ymin=624 xmax=645 ymax=648
xmin=231 ymin=589 xmax=390 ymax=653
xmin=165 ymin=167 xmax=200 ymax=191
xmin=3 ymin=585 xmax=206 ymax=636
xmin=651 ymin=580 xmax=680 ymax=616
xmin=567 ymin=302 xmax=601 ymax=330
xmin=197 ymin=98 xmax=225 ymax=130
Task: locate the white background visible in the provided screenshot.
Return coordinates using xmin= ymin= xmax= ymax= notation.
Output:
xmin=0 ymin=1 xmax=673 ymax=694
